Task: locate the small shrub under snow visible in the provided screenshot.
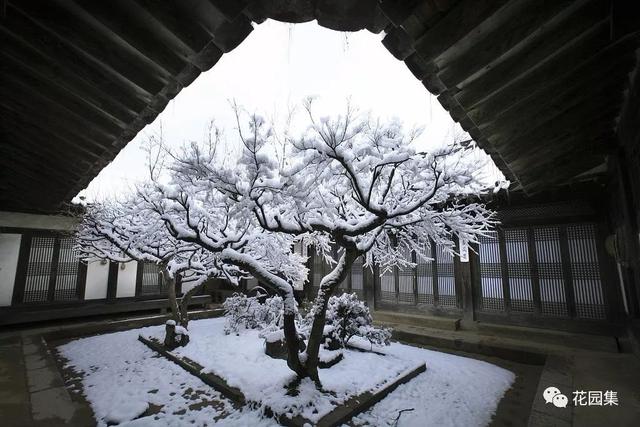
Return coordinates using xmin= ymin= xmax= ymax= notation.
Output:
xmin=224 ymin=292 xmax=390 ymax=354
xmin=322 ymin=293 xmax=392 ymax=348
xmin=223 ymin=293 xmax=291 ymax=336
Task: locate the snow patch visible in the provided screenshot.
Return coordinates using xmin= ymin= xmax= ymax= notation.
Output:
xmin=103 ymin=400 xmax=148 ymax=424
xmin=264 ymin=329 xmax=285 ymax=343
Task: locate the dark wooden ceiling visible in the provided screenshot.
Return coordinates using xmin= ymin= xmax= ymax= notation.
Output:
xmin=1 ymin=0 xmax=639 ymax=213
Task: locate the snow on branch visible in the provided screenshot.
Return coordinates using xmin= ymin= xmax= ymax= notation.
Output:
xmin=76 ymin=101 xmax=496 ymax=317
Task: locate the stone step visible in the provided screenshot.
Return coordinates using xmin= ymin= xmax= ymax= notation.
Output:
xmin=387 ymin=323 xmax=547 ymax=364
xmin=476 ymin=322 xmax=619 ymax=354
xmin=384 ymin=321 xmax=619 ymax=366
xmin=372 ymin=310 xmax=461 ymax=331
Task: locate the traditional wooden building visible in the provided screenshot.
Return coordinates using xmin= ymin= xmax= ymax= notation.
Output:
xmin=1 ymin=1 xmax=639 ymax=348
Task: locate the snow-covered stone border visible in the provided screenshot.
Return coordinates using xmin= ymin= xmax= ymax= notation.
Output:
xmin=138 ymin=335 xmax=245 ymax=404
xmin=285 ymin=362 xmax=426 ymax=427
xmin=139 ymin=332 xmax=426 ymax=427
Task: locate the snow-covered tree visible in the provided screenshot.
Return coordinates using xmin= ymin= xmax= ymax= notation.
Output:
xmin=74 ymin=193 xmax=244 ymax=338
xmin=75 ymin=122 xmax=245 ymax=337
xmin=131 ymin=101 xmax=495 ymax=385
xmin=77 ymin=100 xmax=495 ymax=385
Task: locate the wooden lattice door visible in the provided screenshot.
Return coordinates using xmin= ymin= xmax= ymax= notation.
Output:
xmin=12 ymin=233 xmax=87 ymax=305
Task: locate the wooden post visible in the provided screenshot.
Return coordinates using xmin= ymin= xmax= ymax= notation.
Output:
xmin=558 ymin=226 xmax=577 ymax=318
xmin=11 ymin=233 xmax=31 ymax=305
xmin=456 ymin=238 xmax=475 ymax=323
xmin=596 ymin=221 xmax=624 ymax=322
xmin=175 ymin=274 xmax=183 ymax=297
xmin=107 ymin=261 xmax=119 ymax=301
xmin=392 ymin=235 xmax=399 ymax=305
xmin=47 ymin=237 xmax=61 ymax=302
xmin=76 ymin=261 xmax=87 ymax=300
xmin=469 ymin=242 xmax=482 ymax=320
xmin=306 ymin=246 xmax=316 ymax=301
xmin=394 ymin=264 xmax=400 ymax=306
xmin=527 ymin=227 xmax=542 ymax=315
xmin=368 ymin=263 xmax=379 ymax=310
xmin=412 ymin=251 xmax=418 ymax=306
xmin=135 ymin=262 xmax=143 ymax=297
xmin=431 ymin=240 xmax=440 ymax=307
xmin=497 ymin=228 xmax=512 ymax=314
xmin=347 ymin=258 xmax=353 ymax=294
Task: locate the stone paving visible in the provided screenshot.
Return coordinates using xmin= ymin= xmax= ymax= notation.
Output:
xmin=1 ymin=313 xmax=639 ymax=427
xmin=0 ymin=333 xmax=93 ymax=426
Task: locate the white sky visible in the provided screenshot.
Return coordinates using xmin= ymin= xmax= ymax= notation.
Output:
xmin=80 ymin=20 xmax=502 ymax=201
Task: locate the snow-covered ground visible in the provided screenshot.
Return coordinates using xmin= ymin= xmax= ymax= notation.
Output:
xmin=58 ymin=318 xmax=515 ymax=426
xmin=57 ymin=325 xmax=274 ymax=427
xmin=167 ymin=318 xmax=417 ymax=423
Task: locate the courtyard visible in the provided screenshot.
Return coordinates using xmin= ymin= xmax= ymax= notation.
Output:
xmin=1 ymin=1 xmax=640 ymax=426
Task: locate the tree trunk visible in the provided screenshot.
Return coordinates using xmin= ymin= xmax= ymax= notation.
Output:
xmin=304 ymin=249 xmax=359 ymax=384
xmin=220 ymin=252 xmax=306 ymax=379
xmin=283 ymin=311 xmax=307 ymax=378
xmin=160 ymin=265 xmax=181 ymax=324
xmin=178 ymin=282 xmax=206 ymax=328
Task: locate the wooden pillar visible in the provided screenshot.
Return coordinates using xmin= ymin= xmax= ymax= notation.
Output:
xmin=46 ymin=237 xmax=61 ymax=302
xmin=366 ymin=263 xmax=378 ymax=309
xmin=527 ymin=227 xmax=542 ymax=315
xmin=76 ymin=261 xmax=87 ymax=300
xmin=456 ymin=239 xmax=475 ymax=323
xmin=469 ymin=242 xmax=482 ymax=320
xmin=392 ymin=235 xmax=399 ymax=305
xmin=305 ymin=246 xmax=316 ymax=301
xmin=175 ymin=274 xmax=183 ymax=297
xmin=106 ymin=261 xmax=119 ymax=301
xmin=431 ymin=240 xmax=440 ymax=307
xmin=612 ymin=152 xmax=640 ymax=318
xmin=412 ymin=251 xmax=418 ymax=306
xmin=497 ymin=228 xmax=512 ymax=314
xmin=11 ymin=233 xmax=32 ymax=305
xmin=135 ymin=262 xmax=143 ymax=297
xmin=596 ymin=220 xmax=624 ymax=322
xmin=559 ymin=226 xmax=577 ymax=318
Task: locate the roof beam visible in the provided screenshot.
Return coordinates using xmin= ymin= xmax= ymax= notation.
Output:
xmin=0 ymin=12 xmax=153 ymax=108
xmin=464 ymin=31 xmax=638 ymax=130
xmin=438 ymin=0 xmax=592 ymax=89
xmin=7 ymin=1 xmax=162 ymax=99
xmin=0 ymin=101 xmax=109 ymax=160
xmin=413 ymin=0 xmax=510 ymax=64
xmin=0 ymin=32 xmax=140 ymax=124
xmin=1 ymin=53 xmax=129 ymax=131
xmin=488 ymin=82 xmax=626 ymax=152
xmin=458 ymin=20 xmax=613 ymax=113
xmin=479 ymin=55 xmax=633 ymax=139
xmin=1 ymin=75 xmax=121 ymax=147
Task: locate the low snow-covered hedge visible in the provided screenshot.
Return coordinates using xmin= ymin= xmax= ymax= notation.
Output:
xmin=321 ymin=293 xmax=392 ymax=348
xmin=224 ymin=292 xmax=391 ymax=351
xmin=223 ymin=293 xmax=290 ymax=336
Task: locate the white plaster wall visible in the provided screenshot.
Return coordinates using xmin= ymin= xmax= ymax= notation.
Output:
xmin=116 ymin=262 xmax=138 ymax=298
xmin=85 ymin=260 xmax=109 ymax=300
xmin=0 ymin=234 xmax=21 ymax=306
xmin=0 ymin=211 xmax=78 ymax=231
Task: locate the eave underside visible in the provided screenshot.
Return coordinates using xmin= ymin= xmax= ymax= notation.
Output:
xmin=1 ymin=0 xmax=638 ymax=213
